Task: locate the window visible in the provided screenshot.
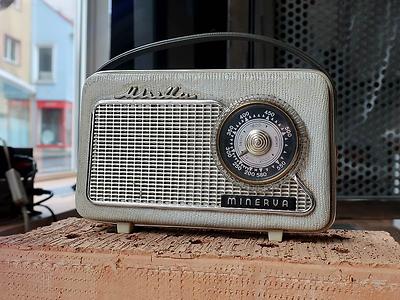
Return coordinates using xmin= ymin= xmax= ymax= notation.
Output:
xmin=36 ymin=101 xmax=73 ymax=172
xmin=3 ymin=35 xmax=20 ymax=64
xmin=0 ymin=0 xmax=80 ymax=231
xmin=37 ymin=46 xmax=53 ymax=82
xmin=0 ymin=0 xmax=78 ymax=175
xmin=40 ymin=108 xmax=62 ymax=145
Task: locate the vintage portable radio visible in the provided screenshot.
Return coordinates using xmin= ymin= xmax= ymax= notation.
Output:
xmin=76 ymin=33 xmax=336 ymax=241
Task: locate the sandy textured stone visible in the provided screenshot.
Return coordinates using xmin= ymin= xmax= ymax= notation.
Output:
xmin=0 ymin=217 xmax=399 ymax=299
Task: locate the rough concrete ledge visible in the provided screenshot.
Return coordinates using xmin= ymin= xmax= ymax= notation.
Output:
xmin=0 ymin=217 xmax=399 ymax=299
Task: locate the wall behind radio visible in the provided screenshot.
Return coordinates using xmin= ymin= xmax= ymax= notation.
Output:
xmin=272 ymin=0 xmax=400 ymax=200
xmin=109 ymin=0 xmax=400 ymax=201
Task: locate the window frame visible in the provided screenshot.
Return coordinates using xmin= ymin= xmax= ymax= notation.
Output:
xmin=3 ymin=34 xmax=21 ymax=65
xmin=35 ymin=45 xmax=56 ymax=84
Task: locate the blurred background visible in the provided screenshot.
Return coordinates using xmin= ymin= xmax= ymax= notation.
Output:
xmin=0 ymin=0 xmax=399 ymax=239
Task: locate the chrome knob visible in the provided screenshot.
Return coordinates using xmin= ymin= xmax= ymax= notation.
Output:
xmin=245 ymin=129 xmax=271 ymax=156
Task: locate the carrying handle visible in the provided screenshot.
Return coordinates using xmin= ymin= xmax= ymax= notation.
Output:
xmin=98 ymin=32 xmax=323 ymax=72
xmin=97 ymin=32 xmax=335 ymax=99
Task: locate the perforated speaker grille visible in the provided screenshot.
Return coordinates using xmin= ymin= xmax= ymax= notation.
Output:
xmin=87 ymin=100 xmax=313 ymax=213
xmin=274 ymin=0 xmax=400 ymax=198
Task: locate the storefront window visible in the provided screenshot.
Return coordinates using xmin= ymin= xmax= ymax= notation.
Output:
xmin=0 ymin=72 xmax=34 ymax=147
xmin=40 ymin=108 xmax=61 ymax=145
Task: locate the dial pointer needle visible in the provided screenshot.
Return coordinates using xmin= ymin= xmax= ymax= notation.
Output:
xmin=239 ymin=149 xmax=249 ymax=157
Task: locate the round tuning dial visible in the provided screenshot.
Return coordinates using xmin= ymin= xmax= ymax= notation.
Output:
xmin=215 ymin=97 xmax=306 ymax=186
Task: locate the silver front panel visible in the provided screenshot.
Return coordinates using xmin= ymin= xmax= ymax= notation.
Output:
xmin=87 ymin=99 xmax=313 ymax=213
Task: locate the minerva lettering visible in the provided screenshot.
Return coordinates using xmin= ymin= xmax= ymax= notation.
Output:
xmin=221 ymin=195 xmax=296 ymax=211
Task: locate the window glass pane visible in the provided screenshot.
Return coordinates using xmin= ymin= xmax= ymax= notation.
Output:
xmin=65 ymin=106 xmax=72 ymax=145
xmin=0 ymin=0 xmax=78 ymax=174
xmin=40 ymin=108 xmax=61 ymax=145
xmin=9 ymin=40 xmax=15 ymax=61
xmin=3 ymin=37 xmax=8 ymax=59
xmin=38 ymin=47 xmax=52 ymax=73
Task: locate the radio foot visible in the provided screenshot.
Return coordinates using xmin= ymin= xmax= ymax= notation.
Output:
xmin=268 ymin=230 xmax=283 ymax=242
xmin=116 ymin=223 xmax=135 ymax=233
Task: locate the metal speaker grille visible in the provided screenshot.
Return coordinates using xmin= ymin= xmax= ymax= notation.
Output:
xmin=274 ymin=0 xmax=400 ymax=198
xmin=87 ymin=100 xmax=312 ymax=213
